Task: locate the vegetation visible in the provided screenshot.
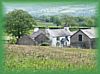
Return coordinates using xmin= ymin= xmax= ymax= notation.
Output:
xmin=5 ymin=9 xmax=37 ymax=41
xmin=40 ymin=42 xmax=50 ymax=46
xmin=35 ymin=15 xmax=96 ymax=27
xmin=4 ymin=45 xmax=96 ymax=72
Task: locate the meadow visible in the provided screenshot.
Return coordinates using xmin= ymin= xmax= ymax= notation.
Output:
xmin=4 ymin=45 xmax=96 ymax=72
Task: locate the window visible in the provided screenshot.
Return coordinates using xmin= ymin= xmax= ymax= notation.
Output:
xmin=78 ymin=34 xmax=82 ymax=41
xmin=65 ymin=36 xmax=69 ymax=41
xmin=65 ymin=36 xmax=68 ymax=39
xmin=57 ymin=37 xmax=60 ymax=41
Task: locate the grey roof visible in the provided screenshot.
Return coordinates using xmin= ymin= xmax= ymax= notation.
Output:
xmin=46 ymin=29 xmax=71 ymax=37
xmin=30 ymin=30 xmax=46 ymax=39
xmin=81 ymin=28 xmax=97 ymax=38
xmin=20 ymin=35 xmax=35 ymax=41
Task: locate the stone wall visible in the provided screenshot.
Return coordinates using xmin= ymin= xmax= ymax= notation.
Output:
xmin=70 ymin=31 xmax=92 ymax=49
xmin=17 ymin=35 xmax=35 ymax=45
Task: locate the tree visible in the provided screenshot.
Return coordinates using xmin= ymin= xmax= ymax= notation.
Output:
xmin=85 ymin=18 xmax=95 ymax=27
xmin=50 ymin=16 xmax=55 ymax=22
xmin=64 ymin=16 xmax=74 ymax=27
xmin=5 ymin=9 xmax=36 ymax=41
xmin=53 ymin=16 xmax=61 ymax=26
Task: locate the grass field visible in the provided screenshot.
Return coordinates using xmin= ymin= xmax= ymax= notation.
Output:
xmin=4 ymin=45 xmax=96 ymax=72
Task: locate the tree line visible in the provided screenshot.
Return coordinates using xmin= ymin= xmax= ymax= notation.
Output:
xmin=36 ymin=15 xmax=96 ymax=27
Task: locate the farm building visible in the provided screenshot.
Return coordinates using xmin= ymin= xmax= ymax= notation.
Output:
xmin=17 ymin=30 xmax=49 ymax=45
xmin=70 ymin=27 xmax=97 ymax=49
xmin=30 ymin=29 xmax=50 ymax=45
xmin=16 ymin=26 xmax=97 ymax=49
xmin=17 ymin=35 xmax=36 ymax=45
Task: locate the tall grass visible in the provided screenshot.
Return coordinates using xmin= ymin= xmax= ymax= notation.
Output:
xmin=4 ymin=45 xmax=96 ymax=72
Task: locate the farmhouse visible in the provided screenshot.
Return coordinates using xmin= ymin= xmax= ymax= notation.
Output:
xmin=70 ymin=27 xmax=97 ymax=49
xmin=45 ymin=27 xmax=71 ymax=47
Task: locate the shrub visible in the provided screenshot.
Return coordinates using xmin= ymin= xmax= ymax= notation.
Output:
xmin=9 ymin=37 xmax=17 ymax=44
xmin=40 ymin=42 xmax=50 ymax=46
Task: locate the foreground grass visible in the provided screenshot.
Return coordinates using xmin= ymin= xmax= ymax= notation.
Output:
xmin=4 ymin=45 xmax=96 ymax=72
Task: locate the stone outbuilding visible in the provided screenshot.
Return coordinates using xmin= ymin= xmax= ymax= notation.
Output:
xmin=70 ymin=28 xmax=97 ymax=49
xmin=17 ymin=35 xmax=36 ymax=45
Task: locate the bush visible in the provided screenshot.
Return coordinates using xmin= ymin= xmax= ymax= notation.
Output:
xmin=40 ymin=42 xmax=50 ymax=46
xmin=9 ymin=37 xmax=17 ymax=44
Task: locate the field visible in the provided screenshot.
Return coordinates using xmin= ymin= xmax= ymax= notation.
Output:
xmin=4 ymin=45 xmax=96 ymax=72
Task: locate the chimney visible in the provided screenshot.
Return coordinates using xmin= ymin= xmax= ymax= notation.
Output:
xmin=64 ymin=23 xmax=70 ymax=32
xmin=34 ymin=27 xmax=39 ymax=32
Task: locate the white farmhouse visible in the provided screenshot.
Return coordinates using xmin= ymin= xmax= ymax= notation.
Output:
xmin=45 ymin=26 xmax=71 ymax=47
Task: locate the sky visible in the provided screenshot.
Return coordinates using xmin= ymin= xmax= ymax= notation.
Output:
xmin=3 ymin=3 xmax=97 ymax=17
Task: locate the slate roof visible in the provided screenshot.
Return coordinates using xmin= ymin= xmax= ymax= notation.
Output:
xmin=21 ymin=35 xmax=35 ymax=41
xmin=71 ymin=27 xmax=97 ymax=39
xmin=46 ymin=29 xmax=71 ymax=37
xmin=30 ymin=30 xmax=46 ymax=39
xmin=81 ymin=28 xmax=97 ymax=38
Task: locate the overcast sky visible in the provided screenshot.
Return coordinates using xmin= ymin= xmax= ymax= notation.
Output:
xmin=3 ymin=3 xmax=97 ymax=17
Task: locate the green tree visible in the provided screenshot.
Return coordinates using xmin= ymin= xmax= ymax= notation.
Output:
xmin=64 ymin=16 xmax=75 ymax=27
xmin=53 ymin=16 xmax=61 ymax=26
xmin=50 ymin=16 xmax=56 ymax=22
xmin=85 ymin=18 xmax=95 ymax=27
xmin=5 ymin=9 xmax=36 ymax=41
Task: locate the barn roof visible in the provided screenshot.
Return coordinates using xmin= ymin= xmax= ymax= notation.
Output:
xmin=71 ymin=27 xmax=97 ymax=39
xmin=46 ymin=29 xmax=71 ymax=37
xmin=30 ymin=30 xmax=46 ymax=39
xmin=18 ymin=35 xmax=36 ymax=42
xmin=81 ymin=28 xmax=97 ymax=38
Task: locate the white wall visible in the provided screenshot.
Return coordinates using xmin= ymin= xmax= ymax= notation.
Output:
xmin=67 ymin=36 xmax=70 ymax=46
xmin=45 ymin=28 xmax=71 ymax=47
xmin=51 ymin=37 xmax=57 ymax=47
xmin=51 ymin=36 xmax=71 ymax=47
